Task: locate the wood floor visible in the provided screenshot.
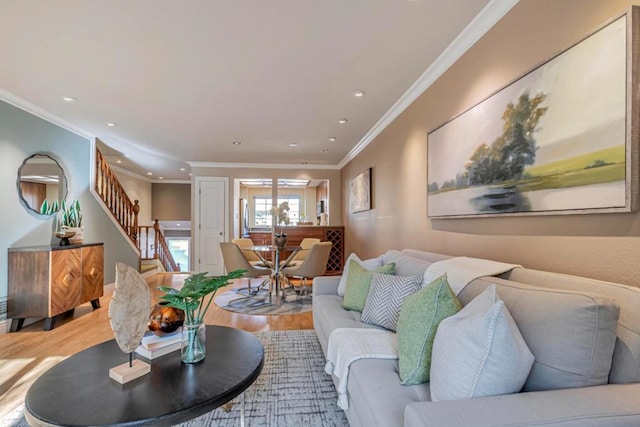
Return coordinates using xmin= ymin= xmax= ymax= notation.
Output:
xmin=0 ymin=273 xmax=313 ymax=419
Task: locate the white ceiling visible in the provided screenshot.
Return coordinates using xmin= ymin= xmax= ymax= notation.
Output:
xmin=0 ymin=0 xmax=516 ymax=180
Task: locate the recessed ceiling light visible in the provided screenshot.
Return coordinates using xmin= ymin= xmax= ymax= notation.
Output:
xmin=147 ymin=172 xmax=152 ymax=176
xmin=106 ymin=122 xmax=116 ymax=127
xmin=352 ymin=90 xmax=366 ymax=97
xmin=189 ymin=173 xmax=192 ymax=176
xmin=176 ymin=223 xmax=181 ymax=227
xmin=116 ymin=159 xmax=122 ymax=164
xmin=62 ymin=96 xmax=77 ymax=102
xmin=232 ymin=141 xmax=242 ymax=145
xmin=321 ymin=149 xmax=329 ymax=153
xmin=328 ymin=137 xmax=337 ymax=142
xmin=180 ymin=167 xmax=185 ymax=171
xmin=338 ymin=118 xmax=348 ymax=124
xmin=289 ymin=143 xmax=298 ymax=147
xmin=158 ymin=177 xmax=164 ymax=180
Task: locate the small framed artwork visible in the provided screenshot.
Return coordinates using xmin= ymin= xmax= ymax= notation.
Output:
xmin=350 ymin=167 xmax=372 ymax=213
xmin=427 ymin=7 xmax=639 ymax=218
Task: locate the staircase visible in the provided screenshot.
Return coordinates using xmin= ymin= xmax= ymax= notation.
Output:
xmin=95 ymin=148 xmax=180 ymax=272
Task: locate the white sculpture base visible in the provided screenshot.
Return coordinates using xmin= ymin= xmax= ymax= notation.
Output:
xmin=109 ymin=359 xmax=150 ymax=384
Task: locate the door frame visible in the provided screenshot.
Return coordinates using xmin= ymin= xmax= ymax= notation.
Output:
xmin=193 ymin=176 xmax=229 ymax=273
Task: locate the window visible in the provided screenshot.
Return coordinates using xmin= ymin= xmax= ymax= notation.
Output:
xmin=253 ymin=196 xmax=301 ymax=226
xmin=166 ymin=238 xmax=190 ymax=272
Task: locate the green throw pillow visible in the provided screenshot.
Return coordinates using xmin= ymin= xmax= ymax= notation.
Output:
xmin=341 ymin=260 xmax=395 ymax=312
xmin=397 ymin=274 xmax=462 ymax=385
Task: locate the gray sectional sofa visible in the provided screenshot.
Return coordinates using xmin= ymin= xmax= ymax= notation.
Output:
xmin=313 ymin=249 xmax=640 ymax=427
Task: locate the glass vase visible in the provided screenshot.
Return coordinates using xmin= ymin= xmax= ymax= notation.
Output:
xmin=181 ymin=321 xmax=206 ymax=364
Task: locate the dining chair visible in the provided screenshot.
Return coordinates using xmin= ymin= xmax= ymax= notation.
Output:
xmin=220 ymin=242 xmax=271 ymax=298
xmin=231 ymin=238 xmax=264 ymax=264
xmin=281 ymin=241 xmax=332 ymax=295
xmin=286 ymin=238 xmax=321 ymax=268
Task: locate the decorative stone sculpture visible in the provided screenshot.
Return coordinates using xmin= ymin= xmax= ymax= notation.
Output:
xmin=107 ymin=262 xmax=152 ymax=383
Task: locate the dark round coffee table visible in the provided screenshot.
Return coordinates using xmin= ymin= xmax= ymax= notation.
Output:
xmin=25 ymin=325 xmax=264 ymax=426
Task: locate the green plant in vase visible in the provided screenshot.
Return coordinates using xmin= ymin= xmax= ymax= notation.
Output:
xmin=158 ymin=269 xmax=246 ymax=363
xmin=57 ymin=200 xmax=84 ymax=244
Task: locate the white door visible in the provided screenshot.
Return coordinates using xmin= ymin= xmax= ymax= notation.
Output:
xmin=195 ymin=177 xmax=228 ymax=275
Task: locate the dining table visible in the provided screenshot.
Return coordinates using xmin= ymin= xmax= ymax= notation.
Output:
xmin=248 ymin=245 xmax=302 ymax=296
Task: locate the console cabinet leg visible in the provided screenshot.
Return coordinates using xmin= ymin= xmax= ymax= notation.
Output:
xmin=10 ymin=318 xmax=24 ymax=332
xmin=43 ymin=316 xmax=57 ymax=331
xmin=91 ymin=298 xmax=101 ymax=309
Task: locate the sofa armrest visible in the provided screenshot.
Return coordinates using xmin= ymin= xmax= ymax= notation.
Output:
xmin=312 ymin=276 xmax=341 ymax=296
xmin=404 ymin=384 xmax=640 ymax=427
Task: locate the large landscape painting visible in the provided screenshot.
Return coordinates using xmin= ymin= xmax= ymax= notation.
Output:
xmin=427 ymin=14 xmax=630 ymax=218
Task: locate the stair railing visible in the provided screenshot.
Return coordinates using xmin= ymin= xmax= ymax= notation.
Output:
xmin=95 ymin=147 xmax=180 ymax=272
xmin=95 ymin=148 xmax=140 ymax=245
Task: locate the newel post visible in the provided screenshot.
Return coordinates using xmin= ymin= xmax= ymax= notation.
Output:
xmin=153 ymin=219 xmax=160 ymax=259
xmin=131 ymin=200 xmax=140 ymax=245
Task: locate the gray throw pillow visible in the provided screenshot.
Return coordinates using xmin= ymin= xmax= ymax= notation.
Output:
xmin=361 ymin=273 xmax=422 ymax=331
xmin=430 ymin=284 xmax=535 ymax=401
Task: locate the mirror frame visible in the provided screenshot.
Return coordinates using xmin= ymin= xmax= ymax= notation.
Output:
xmin=17 ymin=152 xmax=68 ymax=217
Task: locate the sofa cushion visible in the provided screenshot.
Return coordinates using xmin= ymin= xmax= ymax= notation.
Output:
xmin=382 ymin=250 xmax=436 ymax=277
xmin=430 ymin=284 xmax=534 ymax=401
xmin=361 ymin=273 xmax=422 ymax=331
xmin=342 ymin=260 xmax=396 ymax=312
xmin=345 ymin=358 xmax=431 ymax=427
xmin=337 ymin=253 xmax=384 ymax=296
xmin=459 ymin=277 xmax=620 ymax=391
xmin=397 ymin=274 xmax=462 ymax=385
xmin=313 ymin=294 xmax=383 ymax=355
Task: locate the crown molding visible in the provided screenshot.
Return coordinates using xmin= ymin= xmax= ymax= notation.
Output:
xmin=338 ymin=0 xmax=519 ymax=169
xmin=0 ymin=88 xmax=94 ymax=141
xmin=187 ymin=161 xmax=341 ymax=170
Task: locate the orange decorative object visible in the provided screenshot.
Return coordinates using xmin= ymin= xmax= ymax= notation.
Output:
xmin=148 ymin=302 xmax=185 ymax=335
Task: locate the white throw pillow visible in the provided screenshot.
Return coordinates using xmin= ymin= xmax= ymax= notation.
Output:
xmin=337 ymin=253 xmax=383 ymax=296
xmin=430 ymin=284 xmax=534 ymax=401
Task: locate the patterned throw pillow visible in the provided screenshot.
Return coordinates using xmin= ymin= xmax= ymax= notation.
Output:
xmin=341 ymin=260 xmax=396 ymax=312
xmin=397 ymin=274 xmax=462 ymax=385
xmin=430 ymin=284 xmax=535 ymax=401
xmin=361 ymin=273 xmax=422 ymax=331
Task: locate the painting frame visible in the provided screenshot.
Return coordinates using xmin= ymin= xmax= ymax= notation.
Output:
xmin=350 ymin=167 xmax=372 ymax=213
xmin=427 ymin=7 xmax=639 ymax=219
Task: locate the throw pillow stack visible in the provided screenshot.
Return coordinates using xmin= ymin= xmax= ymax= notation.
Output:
xmin=339 ymin=253 xmax=464 ymax=386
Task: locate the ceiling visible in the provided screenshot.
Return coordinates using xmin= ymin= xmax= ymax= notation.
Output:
xmin=0 ymin=0 xmax=515 ymax=181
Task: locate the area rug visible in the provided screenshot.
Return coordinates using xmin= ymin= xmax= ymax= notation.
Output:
xmin=0 ymin=330 xmax=347 ymax=427
xmin=214 ymin=289 xmax=312 ymax=315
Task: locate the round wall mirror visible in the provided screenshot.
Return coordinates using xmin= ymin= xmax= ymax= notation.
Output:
xmin=17 ymin=153 xmax=68 ymax=216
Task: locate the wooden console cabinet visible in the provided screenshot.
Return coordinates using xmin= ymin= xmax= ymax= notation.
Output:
xmin=8 ymin=243 xmax=104 ymax=331
xmin=249 ymin=226 xmax=344 ymax=274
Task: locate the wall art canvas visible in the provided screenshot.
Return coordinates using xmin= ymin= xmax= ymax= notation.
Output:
xmin=427 ymin=10 xmax=638 ymax=218
xmin=350 ymin=168 xmax=371 ymax=213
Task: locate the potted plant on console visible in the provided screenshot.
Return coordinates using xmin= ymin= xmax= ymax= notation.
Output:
xmin=58 ymin=200 xmax=83 ymax=245
xmin=158 ymin=269 xmax=245 ymax=364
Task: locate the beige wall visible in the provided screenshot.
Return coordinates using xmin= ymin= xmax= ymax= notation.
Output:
xmin=342 ymin=0 xmax=640 ymax=287
xmin=152 ymin=183 xmax=191 ymax=221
